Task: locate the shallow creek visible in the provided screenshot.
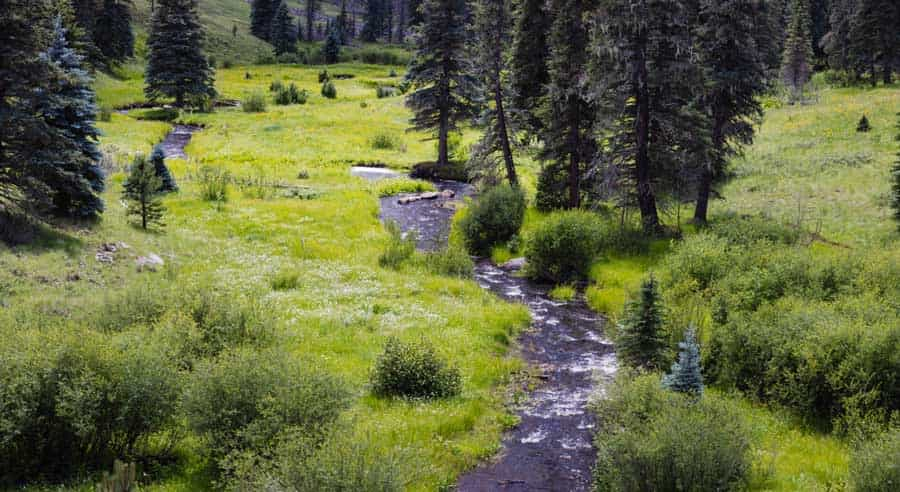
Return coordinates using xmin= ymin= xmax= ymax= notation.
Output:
xmin=356 ymin=168 xmax=617 ymax=491
xmin=159 ymin=124 xmax=201 ymax=159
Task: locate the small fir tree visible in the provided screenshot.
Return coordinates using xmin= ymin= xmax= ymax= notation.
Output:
xmin=662 ymin=326 xmax=704 ymax=396
xmin=150 ymin=145 xmax=178 ymax=192
xmin=322 ymin=22 xmax=341 ymax=64
xmin=781 ymin=0 xmax=814 ymax=102
xmin=857 ymin=115 xmax=871 ymax=132
xmin=145 ymin=0 xmax=216 ymax=107
xmin=270 ymin=1 xmax=296 ymax=55
xmin=123 ymin=154 xmax=165 ymax=230
xmin=616 ymin=274 xmax=668 ymax=371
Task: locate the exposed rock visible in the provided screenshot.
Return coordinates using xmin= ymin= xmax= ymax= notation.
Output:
xmin=136 ymin=254 xmax=165 ymax=272
xmin=500 ymin=257 xmax=526 ymax=271
xmin=397 ymin=191 xmax=445 ymax=204
xmin=95 ymin=251 xmax=114 ymax=264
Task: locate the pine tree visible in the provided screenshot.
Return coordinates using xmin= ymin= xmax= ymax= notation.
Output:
xmin=616 ymin=275 xmax=668 ymax=371
xmin=251 ymin=0 xmax=277 ymax=41
xmin=848 ymin=0 xmax=900 ymax=86
xmin=337 ymin=0 xmax=351 ymax=44
xmin=535 ymin=0 xmax=594 ymax=211
xmin=150 ymin=145 xmax=178 ymax=192
xmin=405 ymin=0 xmax=479 ymax=167
xmin=592 ymin=0 xmax=707 ymax=233
xmin=362 ymin=0 xmax=386 ymax=42
xmin=692 ymin=0 xmax=778 ymax=224
xmin=892 ymin=113 xmax=900 ymax=231
xmin=509 ymin=0 xmax=551 ymax=138
xmin=145 ymin=0 xmax=216 ymax=108
xmin=781 ymin=0 xmax=814 ymax=101
xmin=471 ymin=0 xmax=517 ymax=186
xmin=856 ymin=115 xmax=871 ymax=132
xmin=36 ymin=16 xmax=105 ymax=218
xmin=270 ymin=1 xmax=296 ymax=55
xmin=305 ymin=0 xmax=320 ymax=41
xmin=123 ymin=154 xmax=166 ymax=230
xmin=662 ymin=325 xmax=704 ymax=396
xmin=821 ymin=0 xmax=856 ymax=79
xmin=93 ymin=0 xmax=134 ymax=62
xmin=322 ymin=22 xmax=341 ymax=64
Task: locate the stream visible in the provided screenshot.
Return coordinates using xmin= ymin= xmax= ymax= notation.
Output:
xmin=159 ymin=124 xmax=201 ymax=159
xmin=356 ymin=168 xmax=617 ymax=491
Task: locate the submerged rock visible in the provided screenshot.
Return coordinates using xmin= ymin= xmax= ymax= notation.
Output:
xmin=500 ymin=257 xmax=526 ymax=271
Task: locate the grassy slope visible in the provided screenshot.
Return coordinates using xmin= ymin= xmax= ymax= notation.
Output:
xmin=2 ymin=64 xmax=530 ymax=491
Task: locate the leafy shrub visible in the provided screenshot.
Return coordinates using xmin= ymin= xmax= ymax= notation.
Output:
xmin=458 ymin=184 xmax=525 ymax=255
xmin=269 ymin=79 xmax=284 ymax=92
xmin=198 ymin=166 xmax=230 ymax=202
xmin=370 ymin=337 xmax=461 ymax=399
xmin=378 ymin=221 xmax=416 ymax=269
xmin=274 ymin=84 xmax=308 ymax=105
xmin=376 ymin=178 xmax=434 ymax=197
xmin=849 ymin=427 xmax=900 ymax=492
xmin=184 ymin=286 xmax=276 ymax=357
xmin=94 ymin=279 xmax=171 ymax=330
xmin=321 ymin=80 xmax=337 ymax=99
xmin=242 ymin=90 xmax=267 ymax=112
xmin=549 ymin=285 xmax=576 ymax=301
xmin=525 ymin=210 xmax=604 ymax=283
xmin=370 ymin=132 xmax=401 ymax=150
xmin=409 ymin=160 xmax=468 ymax=181
xmin=0 ymin=331 xmax=179 ymax=483
xmin=422 ymin=246 xmax=474 ymax=278
xmin=184 ymin=348 xmax=350 ymax=470
xmin=133 ymin=107 xmax=179 ymax=121
xmin=99 ymin=106 xmax=112 ymax=122
xmin=592 ymin=373 xmax=752 ymax=492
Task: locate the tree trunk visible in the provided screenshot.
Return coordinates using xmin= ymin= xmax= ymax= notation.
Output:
xmin=693 ymin=118 xmax=724 ymax=225
xmin=438 ymin=109 xmax=449 ymax=166
xmin=870 ymin=62 xmax=877 ymax=87
xmin=883 ymin=63 xmax=893 ymax=85
xmin=307 ymin=6 xmax=315 ymax=41
xmin=176 ymin=91 xmax=184 ymax=108
xmin=494 ymin=77 xmax=517 ymax=186
xmin=396 ymin=0 xmax=406 ymax=43
xmin=567 ymin=96 xmax=580 ymax=209
xmin=634 ymin=45 xmax=660 ymax=233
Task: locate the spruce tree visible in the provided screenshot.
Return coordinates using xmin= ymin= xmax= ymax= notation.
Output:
xmin=337 ymin=0 xmax=351 ymax=44
xmin=251 ymin=0 xmax=277 ymax=41
xmin=322 ymin=22 xmax=341 ymax=64
xmin=405 ymin=0 xmax=479 ymax=167
xmin=662 ymin=325 xmax=704 ymax=396
xmin=848 ymin=0 xmax=900 ymax=86
xmin=592 ymin=0 xmax=707 ymax=233
xmin=892 ymin=113 xmax=900 ymax=231
xmin=509 ymin=0 xmax=551 ymax=138
xmin=123 ymin=154 xmax=165 ymax=230
xmin=270 ymin=1 xmax=296 ymax=55
xmin=781 ymin=0 xmax=814 ymax=101
xmin=536 ymin=0 xmax=593 ymax=210
xmin=305 ymin=0 xmax=320 ymax=41
xmin=93 ymin=0 xmax=134 ymax=62
xmin=692 ymin=0 xmax=778 ymax=224
xmin=822 ymin=0 xmax=855 ymax=76
xmin=616 ymin=275 xmax=668 ymax=371
xmin=362 ymin=0 xmax=386 ymax=42
xmin=145 ymin=0 xmax=216 ymax=108
xmin=150 ymin=144 xmax=178 ymax=192
xmin=36 ymin=16 xmax=105 ymax=218
xmin=471 ymin=0 xmax=517 ymax=186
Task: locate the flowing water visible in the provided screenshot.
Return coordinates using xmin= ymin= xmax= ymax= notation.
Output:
xmin=363 ymin=172 xmax=617 ymax=491
xmin=159 ymin=124 xmax=201 ymax=159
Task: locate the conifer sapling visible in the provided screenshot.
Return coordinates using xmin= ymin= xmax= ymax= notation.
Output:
xmin=616 ymin=274 xmax=668 ymax=371
xmin=123 ymin=154 xmax=166 ymax=230
xmin=662 ymin=325 xmax=704 ymax=396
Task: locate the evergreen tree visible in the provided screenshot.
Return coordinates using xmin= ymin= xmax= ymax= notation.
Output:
xmin=692 ymin=0 xmax=778 ymax=224
xmin=395 ymin=0 xmax=407 ymax=42
xmin=93 ymin=0 xmax=134 ymax=62
xmin=471 ymin=0 xmax=517 ymax=186
xmin=362 ymin=0 xmax=387 ymax=42
xmin=848 ymin=0 xmax=900 ymax=86
xmin=322 ymin=22 xmax=341 ymax=64
xmin=384 ymin=0 xmax=394 ymax=42
xmin=251 ymin=0 xmax=277 ymax=41
xmin=150 ymin=144 xmax=178 ymax=192
xmin=405 ymin=0 xmax=479 ymax=167
xmin=336 ymin=0 xmax=351 ymax=44
xmin=616 ymin=275 xmax=668 ymax=371
xmin=509 ymin=0 xmax=551 ymax=138
xmin=892 ymin=114 xmax=900 ymax=231
xmin=123 ymin=154 xmax=165 ymax=230
xmin=145 ymin=0 xmax=216 ymax=107
xmin=781 ymin=0 xmax=814 ymax=101
xmin=592 ymin=0 xmax=707 ymax=233
xmin=270 ymin=1 xmax=297 ymax=55
xmin=36 ymin=16 xmax=105 ymax=218
xmin=408 ymin=0 xmax=424 ymax=30
xmin=662 ymin=326 xmax=704 ymax=396
xmin=305 ymin=0 xmax=320 ymax=41
xmin=821 ymin=0 xmax=856 ymax=78
xmin=536 ymin=0 xmax=593 ymax=210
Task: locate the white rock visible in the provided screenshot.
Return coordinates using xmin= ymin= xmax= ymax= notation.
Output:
xmin=136 ymin=253 xmax=165 ymax=272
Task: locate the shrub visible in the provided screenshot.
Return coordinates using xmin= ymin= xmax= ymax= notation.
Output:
xmin=318 ymin=69 xmax=329 ymax=83
xmin=376 ymin=85 xmax=398 ymax=98
xmin=269 ymin=79 xmax=284 ymax=92
xmin=184 ymin=348 xmax=350 ymax=469
xmin=370 ymin=132 xmax=400 ymax=150
xmin=549 ymin=284 xmax=576 ymax=302
xmin=388 ymin=68 xmax=398 ymax=77
xmin=184 ymin=287 xmax=276 ymax=357
xmin=409 ymin=160 xmax=468 ymax=181
xmin=423 ymin=246 xmax=474 ymax=278
xmin=133 ymin=107 xmax=179 ymax=121
xmin=849 ymin=428 xmax=900 ymax=492
xmin=857 ymin=115 xmax=871 ymax=132
xmin=378 ymin=221 xmax=416 ymax=269
xmin=99 ymin=106 xmax=112 ymax=122
xmin=356 ymin=47 xmax=410 ymax=65
xmin=242 ymin=90 xmax=267 ymax=112
xmin=592 ymin=374 xmax=752 ymax=492
xmin=198 ymin=166 xmax=230 ymax=203
xmin=371 ymin=337 xmax=461 ymax=399
xmin=271 ymin=270 xmax=301 ymax=290
xmin=321 ymin=80 xmax=337 ymax=99
xmin=457 ymin=184 xmax=525 ymax=255
xmin=94 ymin=279 xmax=171 ymax=330
xmin=274 ymin=84 xmax=308 ymax=105
xmin=525 ymin=210 xmax=603 ymax=283
xmin=616 ymin=275 xmax=669 ymax=371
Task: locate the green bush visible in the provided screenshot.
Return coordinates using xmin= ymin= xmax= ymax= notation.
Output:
xmin=409 ymin=160 xmax=468 ymax=181
xmin=423 ymin=246 xmax=474 ymax=278
xmin=274 ymin=83 xmax=308 ymax=105
xmin=198 ymin=165 xmax=230 ymax=203
xmin=184 ymin=348 xmax=350 ymax=470
xmin=376 ymin=86 xmax=398 ymax=98
xmin=592 ymin=373 xmax=752 ymax=492
xmin=458 ymin=184 xmax=526 ymax=255
xmin=370 ymin=132 xmax=401 ymax=150
xmin=378 ymin=221 xmax=416 ymax=269
xmin=242 ymin=90 xmax=267 ymax=112
xmin=184 ymin=287 xmax=276 ymax=357
xmin=99 ymin=106 xmax=112 ymax=122
xmin=321 ymin=80 xmax=337 ymax=99
xmin=269 ymin=79 xmax=284 ymax=92
xmin=371 ymin=337 xmax=461 ymax=399
xmin=355 ymin=47 xmax=410 ymax=65
xmin=525 ymin=210 xmax=604 ymax=283
xmin=0 ymin=331 xmax=180 ymax=484
xmin=849 ymin=427 xmax=900 ymax=492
